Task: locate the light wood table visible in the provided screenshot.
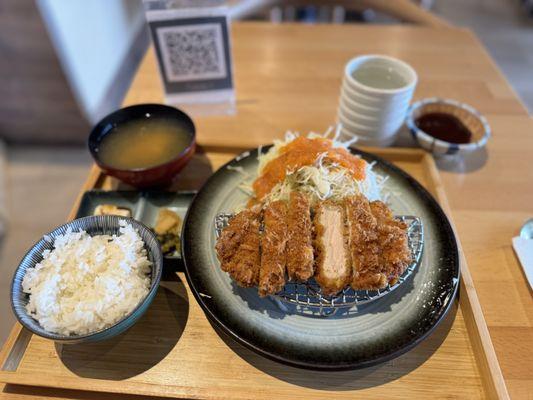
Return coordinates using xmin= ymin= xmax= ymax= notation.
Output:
xmin=2 ymin=22 xmax=532 ymax=399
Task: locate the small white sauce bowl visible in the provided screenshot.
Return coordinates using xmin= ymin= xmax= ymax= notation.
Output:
xmin=406 ymin=98 xmax=491 ymax=156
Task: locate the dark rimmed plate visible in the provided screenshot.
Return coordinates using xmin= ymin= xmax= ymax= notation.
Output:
xmin=182 ymin=146 xmax=460 ymax=370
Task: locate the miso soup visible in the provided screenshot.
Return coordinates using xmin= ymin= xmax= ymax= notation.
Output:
xmin=98 ymin=119 xmax=191 ymax=170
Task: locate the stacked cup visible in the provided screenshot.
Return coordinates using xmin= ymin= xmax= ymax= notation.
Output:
xmin=338 ymin=55 xmax=418 ymax=147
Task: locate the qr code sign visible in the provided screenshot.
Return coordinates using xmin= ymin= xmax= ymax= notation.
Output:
xmin=157 ymin=24 xmax=227 ymax=83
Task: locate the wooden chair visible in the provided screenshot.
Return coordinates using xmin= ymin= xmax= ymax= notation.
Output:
xmin=228 ymin=0 xmax=450 ymax=27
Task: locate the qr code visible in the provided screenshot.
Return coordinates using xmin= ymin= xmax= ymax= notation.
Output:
xmin=156 ymin=23 xmax=227 ymax=83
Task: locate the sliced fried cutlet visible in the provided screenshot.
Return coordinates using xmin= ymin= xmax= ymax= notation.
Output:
xmin=369 ymin=201 xmax=412 ymax=285
xmin=258 ymin=200 xmax=288 ymax=297
xmin=344 ymin=195 xmax=388 ymax=290
xmin=286 ymin=191 xmax=314 ymax=281
xmin=215 ymin=208 xmax=261 ymax=287
xmin=313 ymin=201 xmax=351 ymax=295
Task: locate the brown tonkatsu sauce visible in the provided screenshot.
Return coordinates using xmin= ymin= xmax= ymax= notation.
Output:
xmin=415 ymin=112 xmax=472 ymax=144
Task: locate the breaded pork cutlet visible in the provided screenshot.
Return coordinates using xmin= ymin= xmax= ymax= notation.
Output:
xmin=344 ymin=195 xmax=388 ymax=290
xmin=369 ymin=201 xmax=412 ymax=285
xmin=215 ymin=208 xmax=261 ymax=287
xmin=259 ymin=200 xmax=288 ymax=297
xmin=286 ymin=191 xmax=314 ymax=281
xmin=313 ymin=201 xmax=351 ymax=295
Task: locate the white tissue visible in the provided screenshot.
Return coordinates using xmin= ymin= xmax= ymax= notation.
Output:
xmin=512 ymin=236 xmax=533 ymax=290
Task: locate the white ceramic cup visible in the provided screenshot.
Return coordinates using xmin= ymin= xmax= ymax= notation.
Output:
xmin=343 ymin=55 xmax=417 ymax=98
xmin=340 ymin=87 xmax=410 ymax=117
xmin=338 ymin=54 xmax=417 ymax=146
xmin=338 ymin=111 xmax=405 ymax=139
xmin=339 ymin=99 xmax=408 ymax=127
xmin=339 ymin=126 xmax=397 ymax=147
xmin=342 ymin=81 xmax=413 ymax=109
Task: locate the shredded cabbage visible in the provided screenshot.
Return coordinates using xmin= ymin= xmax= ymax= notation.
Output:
xmin=261 ymin=161 xmax=385 ymax=205
xmin=256 ymin=125 xmax=383 ymax=204
xmin=228 ymin=125 xmax=385 ymax=208
xmin=257 ymin=125 xmax=357 ymax=175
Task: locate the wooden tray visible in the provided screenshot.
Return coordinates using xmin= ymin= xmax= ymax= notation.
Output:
xmin=0 ymin=147 xmax=509 ymax=400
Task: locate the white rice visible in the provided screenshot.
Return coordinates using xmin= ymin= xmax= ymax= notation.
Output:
xmin=22 ymin=221 xmax=152 ymax=336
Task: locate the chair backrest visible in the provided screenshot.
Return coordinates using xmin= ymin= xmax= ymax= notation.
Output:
xmin=229 ymin=0 xmax=451 ymax=27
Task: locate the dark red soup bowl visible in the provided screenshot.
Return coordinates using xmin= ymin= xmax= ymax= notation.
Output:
xmin=88 ymin=104 xmax=196 ymax=188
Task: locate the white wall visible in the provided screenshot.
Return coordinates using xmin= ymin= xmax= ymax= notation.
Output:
xmin=37 ymin=0 xmax=146 ymax=122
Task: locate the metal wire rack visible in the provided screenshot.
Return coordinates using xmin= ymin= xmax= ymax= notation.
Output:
xmin=215 ymin=213 xmax=424 ymax=317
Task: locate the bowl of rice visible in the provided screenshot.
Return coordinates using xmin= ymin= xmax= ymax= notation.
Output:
xmin=11 ymin=215 xmax=163 ymax=343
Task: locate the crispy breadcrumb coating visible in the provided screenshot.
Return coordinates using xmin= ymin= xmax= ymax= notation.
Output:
xmin=258 ymin=201 xmax=288 ymax=296
xmin=286 ymin=191 xmax=314 ymax=281
xmin=215 ymin=208 xmax=261 ymax=287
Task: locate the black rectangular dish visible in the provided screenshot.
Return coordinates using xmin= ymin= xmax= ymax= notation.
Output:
xmin=76 ymin=190 xmax=196 ymax=261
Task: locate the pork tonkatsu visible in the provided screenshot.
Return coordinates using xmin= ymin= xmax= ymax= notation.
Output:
xmin=258 ymin=201 xmax=288 ymax=297
xmin=313 ymin=201 xmax=351 ymax=295
xmin=215 ymin=193 xmax=412 ymax=296
xmin=215 ymin=207 xmax=261 ymax=287
xmin=370 ymin=201 xmax=412 ymax=285
xmin=286 ymin=191 xmax=314 ymax=281
xmin=344 ymin=195 xmax=385 ymax=290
